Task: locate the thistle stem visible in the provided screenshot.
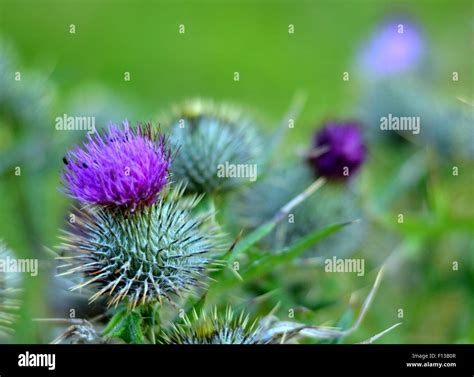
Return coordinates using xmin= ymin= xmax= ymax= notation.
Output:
xmin=208 ymin=195 xmax=217 ymax=224
xmin=149 ymin=327 xmax=156 ymax=344
xmin=147 ymin=302 xmax=159 ymax=344
xmin=271 ymin=176 xmax=326 ymax=224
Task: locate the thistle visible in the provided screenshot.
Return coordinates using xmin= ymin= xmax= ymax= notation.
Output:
xmin=308 ymin=122 xmax=366 ymax=181
xmin=61 ymin=121 xmax=170 ymax=212
xmin=159 ymin=307 xmax=271 ymax=344
xmin=0 ymin=242 xmax=22 ymax=337
xmin=358 ymin=17 xmax=425 ymax=77
xmin=57 ymin=185 xmax=223 ymax=308
xmin=166 ymin=99 xmax=262 ymax=194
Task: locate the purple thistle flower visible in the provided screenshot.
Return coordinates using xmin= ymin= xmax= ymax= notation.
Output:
xmin=61 ymin=121 xmax=170 ymax=211
xmin=359 ymin=18 xmax=425 ymax=76
xmin=308 ymin=122 xmax=366 ymax=180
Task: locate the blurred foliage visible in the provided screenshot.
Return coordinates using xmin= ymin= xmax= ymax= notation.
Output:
xmin=0 ymin=0 xmax=473 ymax=343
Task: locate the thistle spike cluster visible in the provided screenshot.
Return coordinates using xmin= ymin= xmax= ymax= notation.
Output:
xmin=167 ymin=99 xmax=262 ymax=193
xmin=57 ymin=185 xmax=222 ymax=308
xmin=159 ymin=307 xmax=271 ymax=344
xmin=61 ymin=121 xmax=170 ymax=212
xmin=0 ymin=242 xmax=22 ymax=336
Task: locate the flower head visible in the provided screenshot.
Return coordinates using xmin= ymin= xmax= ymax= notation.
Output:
xmin=61 ymin=121 xmax=170 ymax=211
xmin=159 ymin=307 xmax=271 ymax=344
xmin=57 ymin=185 xmax=223 ymax=308
xmin=167 ymin=99 xmax=262 ymax=194
xmin=359 ymin=18 xmax=424 ymax=76
xmin=308 ymin=122 xmax=366 ymax=180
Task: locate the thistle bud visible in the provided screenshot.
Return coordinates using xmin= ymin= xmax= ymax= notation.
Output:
xmin=159 ymin=307 xmax=270 ymax=344
xmin=167 ymin=100 xmax=262 ymax=194
xmin=308 ymin=122 xmax=366 ymax=181
xmin=57 ymin=186 xmax=223 ymax=309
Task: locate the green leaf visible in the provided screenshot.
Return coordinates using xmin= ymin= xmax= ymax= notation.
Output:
xmin=223 ymin=177 xmax=326 ymax=265
xmin=226 ymin=222 xmax=276 ymax=264
xmin=185 ymin=178 xmax=327 ymax=309
xmin=198 ymin=211 xmax=299 ymax=306
xmin=322 ymin=306 xmax=353 ymax=344
xmin=205 ymin=221 xmax=354 ymax=301
xmin=102 ymin=307 xmax=127 ymax=336
xmin=241 ymin=221 xmax=355 ymax=281
xmin=102 ymin=307 xmax=144 ymax=344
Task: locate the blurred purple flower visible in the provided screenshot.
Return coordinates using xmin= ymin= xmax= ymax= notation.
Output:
xmin=308 ymin=122 xmax=366 ymax=180
xmin=359 ymin=18 xmax=425 ymax=76
xmin=61 ymin=121 xmax=170 ymax=211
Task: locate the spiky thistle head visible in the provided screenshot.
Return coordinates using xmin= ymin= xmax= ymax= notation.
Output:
xmin=0 ymin=242 xmax=22 ymax=337
xmin=61 ymin=121 xmax=170 ymax=212
xmin=159 ymin=307 xmax=271 ymax=344
xmin=57 ymin=185 xmax=223 ymax=308
xmin=308 ymin=122 xmax=366 ymax=181
xmin=166 ymin=99 xmax=262 ymax=194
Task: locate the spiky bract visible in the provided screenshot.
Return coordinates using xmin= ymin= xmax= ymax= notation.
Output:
xmin=61 ymin=121 xmax=170 ymax=211
xmin=57 ymin=186 xmax=222 ymax=308
xmin=167 ymin=99 xmax=262 ymax=194
xmin=0 ymin=242 xmax=21 ymax=337
xmin=159 ymin=307 xmax=271 ymax=344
